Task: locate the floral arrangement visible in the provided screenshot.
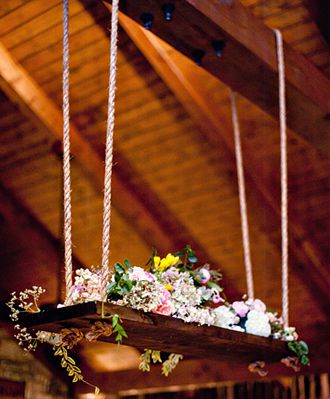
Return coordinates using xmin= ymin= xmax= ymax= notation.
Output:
xmin=7 ymin=246 xmax=309 ymax=394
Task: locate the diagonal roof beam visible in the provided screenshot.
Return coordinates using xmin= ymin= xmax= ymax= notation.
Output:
xmin=0 ymin=42 xmax=173 ymax=253
xmin=0 ymin=41 xmax=240 ymax=298
xmin=103 ymin=0 xmax=330 ymax=158
xmin=113 ymin=11 xmax=330 ymax=313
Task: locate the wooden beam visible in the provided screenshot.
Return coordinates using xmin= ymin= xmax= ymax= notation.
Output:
xmin=0 ymin=41 xmax=174 ymax=253
xmin=303 ymin=0 xmax=330 ymax=46
xmin=103 ymin=0 xmax=330 ymax=157
xmin=0 ymin=41 xmax=240 ymax=298
xmin=113 ymin=12 xmax=330 ymax=313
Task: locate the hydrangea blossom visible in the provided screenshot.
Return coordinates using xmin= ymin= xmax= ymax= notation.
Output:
xmin=68 ymin=268 xmax=103 ymax=304
xmin=245 ymin=310 xmax=271 ymax=337
xmin=213 ymin=306 xmax=238 ymax=329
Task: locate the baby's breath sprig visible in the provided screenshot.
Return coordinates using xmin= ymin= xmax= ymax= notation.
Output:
xmin=7 ymin=286 xmax=46 ymax=352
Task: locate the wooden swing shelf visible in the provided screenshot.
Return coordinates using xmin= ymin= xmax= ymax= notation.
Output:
xmin=20 ymin=302 xmax=290 ymax=363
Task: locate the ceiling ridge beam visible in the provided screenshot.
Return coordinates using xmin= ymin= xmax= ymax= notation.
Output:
xmin=102 ymin=0 xmax=330 ymax=158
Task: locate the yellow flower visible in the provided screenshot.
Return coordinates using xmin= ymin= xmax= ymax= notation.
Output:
xmin=153 ymin=256 xmax=161 ymax=269
xmin=165 ymin=283 xmax=173 ymax=291
xmin=154 ymin=253 xmax=179 ymax=272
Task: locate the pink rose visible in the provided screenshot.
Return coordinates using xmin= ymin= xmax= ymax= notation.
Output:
xmin=153 ymin=304 xmax=173 ymax=316
xmin=252 ymin=299 xmax=266 ymax=313
xmin=232 ymin=301 xmax=250 ymax=317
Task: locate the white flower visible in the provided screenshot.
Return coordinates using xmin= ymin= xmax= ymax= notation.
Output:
xmin=251 ymin=299 xmax=267 ymax=313
xmin=129 ymin=267 xmax=155 ymax=282
xmin=213 ymin=306 xmax=237 ymax=329
xmin=245 ymin=310 xmax=271 ymax=337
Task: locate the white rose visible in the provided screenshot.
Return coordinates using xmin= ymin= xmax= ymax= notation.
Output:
xmin=245 ymin=310 xmax=271 ymax=337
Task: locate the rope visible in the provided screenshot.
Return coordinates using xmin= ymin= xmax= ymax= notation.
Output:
xmin=100 ymin=0 xmax=120 ymax=299
xmin=274 ymin=29 xmax=289 ymax=328
xmin=62 ymin=0 xmax=73 ymax=303
xmin=230 ymin=91 xmax=255 ymax=300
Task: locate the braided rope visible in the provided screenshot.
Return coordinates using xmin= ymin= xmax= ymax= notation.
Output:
xmin=62 ymin=0 xmax=73 ymax=303
xmin=274 ymin=29 xmax=289 ymax=328
xmin=230 ymin=91 xmax=255 ymax=300
xmin=100 ymin=0 xmax=120 ymax=299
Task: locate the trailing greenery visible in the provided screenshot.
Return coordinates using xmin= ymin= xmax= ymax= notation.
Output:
xmin=139 ymin=349 xmax=183 ymax=376
xmin=287 ymin=340 xmax=310 ymax=366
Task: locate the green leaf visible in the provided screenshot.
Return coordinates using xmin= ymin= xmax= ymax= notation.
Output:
xmin=121 ymin=330 xmax=128 ymax=338
xmin=123 ymin=259 xmax=131 ymax=269
xmin=299 ymin=341 xmax=309 ymax=355
xmin=107 ymin=281 xmax=117 ymax=293
xmin=188 ymin=256 xmax=198 ymax=263
xmin=207 ymin=281 xmax=223 ymax=291
xmin=112 ymin=314 xmax=119 ymax=328
xmin=114 ymin=263 xmax=125 ymax=273
xmin=300 ymin=355 xmax=310 ymax=366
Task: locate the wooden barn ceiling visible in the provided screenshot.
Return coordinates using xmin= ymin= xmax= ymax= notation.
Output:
xmin=0 ymin=0 xmax=329 ymax=392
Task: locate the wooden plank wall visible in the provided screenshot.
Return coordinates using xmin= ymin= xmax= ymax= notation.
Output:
xmin=111 ymin=373 xmax=330 ymax=399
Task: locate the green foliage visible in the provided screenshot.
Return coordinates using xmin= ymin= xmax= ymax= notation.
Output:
xmin=111 ymin=313 xmax=128 ymax=344
xmin=288 ymin=340 xmax=310 ymax=366
xmin=53 ymin=343 xmax=83 ymax=383
xmin=206 ymin=280 xmax=223 ymax=292
xmin=175 ymin=245 xmax=198 ymax=270
xmin=107 ymin=260 xmax=135 ymax=300
xmin=145 ymin=248 xmax=158 ymax=271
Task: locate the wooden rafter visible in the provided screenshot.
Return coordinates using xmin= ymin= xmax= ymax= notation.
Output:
xmin=0 ymin=41 xmax=240 ymax=298
xmin=103 ymin=0 xmax=330 ymax=158
xmin=111 ymin=11 xmax=330 ymax=313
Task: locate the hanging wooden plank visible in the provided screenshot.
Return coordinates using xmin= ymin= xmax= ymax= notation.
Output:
xmin=19 ymin=301 xmax=290 ymax=363
xmin=102 ymin=0 xmax=330 ymax=157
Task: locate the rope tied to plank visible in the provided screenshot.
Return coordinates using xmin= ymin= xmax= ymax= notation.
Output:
xmin=230 ymin=29 xmax=289 ymax=328
xmin=274 ymin=28 xmax=289 ymax=329
xmin=100 ymin=0 xmax=120 ymax=300
xmin=62 ymin=0 xmax=120 ymax=303
xmin=230 ymin=90 xmax=255 ymax=300
xmin=62 ymin=0 xmax=73 ymax=303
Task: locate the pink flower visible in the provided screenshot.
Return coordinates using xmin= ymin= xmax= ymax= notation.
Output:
xmin=252 ymin=299 xmax=266 ymax=313
xmin=165 ymin=267 xmax=179 ymax=281
xmin=212 ymin=294 xmax=223 ymax=304
xmin=153 ymin=304 xmax=173 ymax=316
xmin=195 ymin=268 xmax=211 ymax=284
xmin=232 ymin=301 xmax=250 ymax=317
xmin=161 ymin=289 xmax=171 ymax=304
